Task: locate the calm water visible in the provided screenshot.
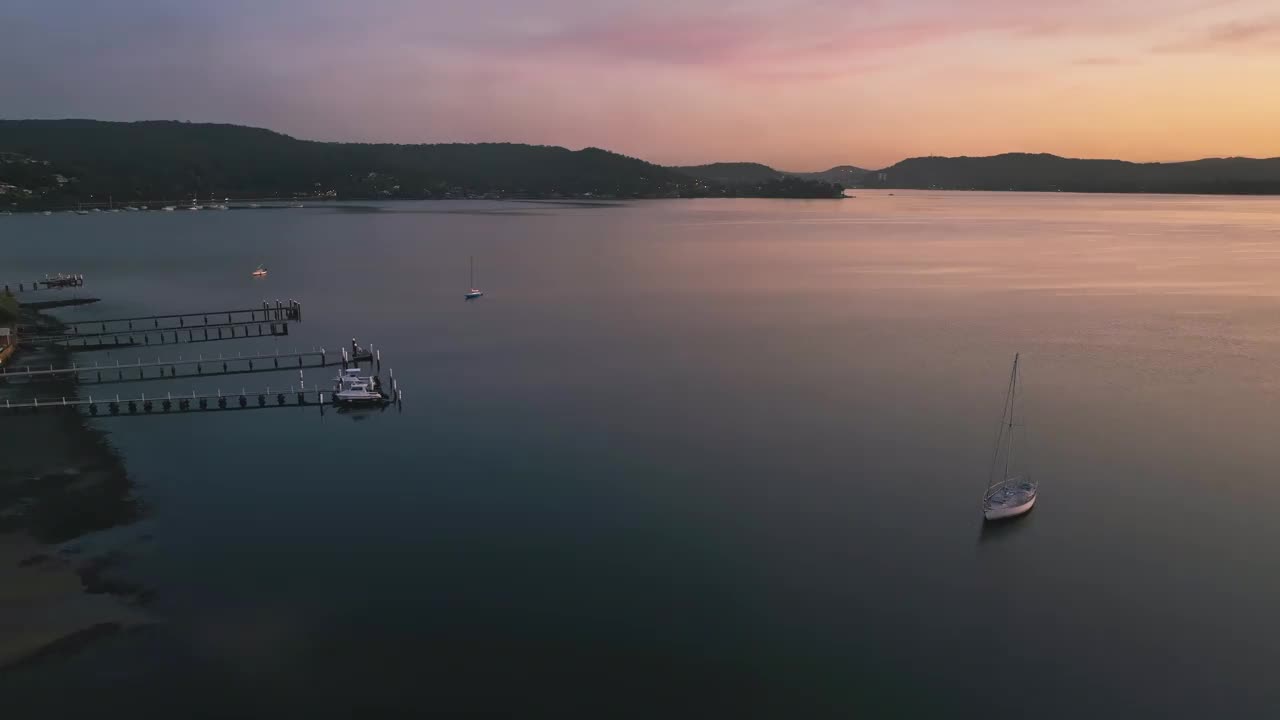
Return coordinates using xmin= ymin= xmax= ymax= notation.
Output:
xmin=4 ymin=193 xmax=1280 ymax=716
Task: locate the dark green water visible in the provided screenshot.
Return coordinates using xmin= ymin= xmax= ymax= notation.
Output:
xmin=4 ymin=194 xmax=1280 ymax=716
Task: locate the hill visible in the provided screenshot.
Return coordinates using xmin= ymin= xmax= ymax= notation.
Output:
xmin=864 ymin=153 xmax=1280 ymax=193
xmin=670 ymin=162 xmax=785 ymax=184
xmin=0 ymin=120 xmax=845 ymax=207
xmin=674 ymin=162 xmax=868 ymax=187
xmin=788 ymin=165 xmax=868 ymax=185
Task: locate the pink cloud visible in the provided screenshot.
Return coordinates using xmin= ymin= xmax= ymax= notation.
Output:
xmin=521 ymin=14 xmax=768 ymax=65
xmin=1154 ymin=16 xmax=1280 ymax=52
xmin=1072 ymin=56 xmax=1139 ymax=66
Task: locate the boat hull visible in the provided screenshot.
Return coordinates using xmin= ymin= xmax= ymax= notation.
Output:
xmin=465 ymin=291 xmax=484 ymax=299
xmin=333 ymin=393 xmax=388 ymax=406
xmin=983 ymin=487 xmax=1037 ymax=521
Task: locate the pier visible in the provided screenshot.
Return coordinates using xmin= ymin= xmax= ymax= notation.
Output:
xmin=0 ymin=385 xmax=402 ymax=416
xmin=0 ymin=346 xmax=380 ymax=386
xmin=21 ymin=299 xmax=302 ymax=335
xmin=26 ymin=320 xmax=292 ymax=350
xmin=3 ymin=274 xmax=85 ymax=293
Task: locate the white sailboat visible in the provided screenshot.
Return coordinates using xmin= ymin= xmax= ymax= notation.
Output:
xmin=983 ymin=353 xmax=1037 ymax=521
xmin=465 ymin=256 xmax=484 ymax=299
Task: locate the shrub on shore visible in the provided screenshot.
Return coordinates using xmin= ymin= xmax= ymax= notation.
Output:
xmin=0 ymin=291 xmax=18 ymax=326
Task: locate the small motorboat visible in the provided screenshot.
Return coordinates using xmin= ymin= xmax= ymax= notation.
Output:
xmin=162 ymin=206 xmax=176 ymax=212
xmin=251 ymin=265 xmax=268 ymax=278
xmin=332 ymin=368 xmax=387 ymax=406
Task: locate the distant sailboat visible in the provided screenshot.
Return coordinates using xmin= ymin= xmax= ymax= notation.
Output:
xmin=983 ymin=353 xmax=1037 ymax=521
xmin=465 ymin=256 xmax=484 ymax=299
xmin=251 ymin=264 xmax=268 ymax=278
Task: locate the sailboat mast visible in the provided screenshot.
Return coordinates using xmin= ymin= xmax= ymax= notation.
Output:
xmin=469 ymin=255 xmax=474 ymax=287
xmin=1003 ymin=353 xmax=1019 ymax=482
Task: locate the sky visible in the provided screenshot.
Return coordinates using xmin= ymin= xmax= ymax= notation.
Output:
xmin=4 ymin=0 xmax=1280 ymax=169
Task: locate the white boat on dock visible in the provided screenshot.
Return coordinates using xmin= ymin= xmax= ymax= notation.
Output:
xmin=983 ymin=353 xmax=1038 ymax=521
xmin=332 ymin=368 xmax=388 ymax=406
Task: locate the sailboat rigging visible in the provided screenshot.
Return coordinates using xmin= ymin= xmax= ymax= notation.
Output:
xmin=465 ymin=256 xmax=484 ymax=299
xmin=983 ymin=353 xmax=1038 ymax=521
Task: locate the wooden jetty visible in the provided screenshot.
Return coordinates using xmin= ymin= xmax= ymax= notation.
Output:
xmin=0 ymin=347 xmax=381 ymax=386
xmin=25 ymin=321 xmax=292 ymax=351
xmin=3 ymin=274 xmax=85 ymax=293
xmin=21 ymin=299 xmax=302 ymax=335
xmin=21 ymin=298 xmax=101 ymax=311
xmin=0 ymin=377 xmax=403 ymax=416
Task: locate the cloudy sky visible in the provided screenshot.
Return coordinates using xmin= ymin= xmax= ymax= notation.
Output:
xmin=4 ymin=0 xmax=1280 ymax=168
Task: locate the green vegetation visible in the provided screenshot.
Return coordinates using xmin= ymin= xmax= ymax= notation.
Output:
xmin=865 ymin=153 xmax=1280 ymax=193
xmin=788 ymin=165 xmax=868 ymax=185
xmin=0 ymin=292 xmax=18 ymax=326
xmin=672 ymin=162 xmax=785 ymax=184
xmin=0 ymin=120 xmax=845 ymax=207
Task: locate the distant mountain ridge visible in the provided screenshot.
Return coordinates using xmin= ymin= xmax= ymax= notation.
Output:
xmin=670 ymin=162 xmax=784 ymax=184
xmin=672 ymin=162 xmax=868 ymax=186
xmin=787 ymin=165 xmax=869 ymax=185
xmin=0 ymin=120 xmax=845 ymax=207
xmin=864 ymin=152 xmax=1280 ymax=194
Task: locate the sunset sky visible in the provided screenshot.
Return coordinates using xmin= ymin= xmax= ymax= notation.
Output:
xmin=5 ymin=0 xmax=1280 ymax=169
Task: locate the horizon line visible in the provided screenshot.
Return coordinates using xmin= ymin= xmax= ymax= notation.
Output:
xmin=6 ymin=117 xmax=1280 ymax=173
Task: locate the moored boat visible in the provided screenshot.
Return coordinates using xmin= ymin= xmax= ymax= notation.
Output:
xmin=332 ymin=368 xmax=388 ymax=406
xmin=464 ymin=255 xmax=485 ymax=299
xmin=983 ymin=353 xmax=1038 ymax=522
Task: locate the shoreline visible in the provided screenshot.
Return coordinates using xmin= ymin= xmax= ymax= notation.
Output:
xmin=0 ymin=303 xmax=152 ymax=671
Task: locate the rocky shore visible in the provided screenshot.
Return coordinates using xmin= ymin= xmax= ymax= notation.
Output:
xmin=0 ymin=305 xmax=151 ymax=670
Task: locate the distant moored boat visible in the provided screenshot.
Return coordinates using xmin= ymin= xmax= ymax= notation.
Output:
xmin=465 ymin=256 xmax=484 ymax=299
